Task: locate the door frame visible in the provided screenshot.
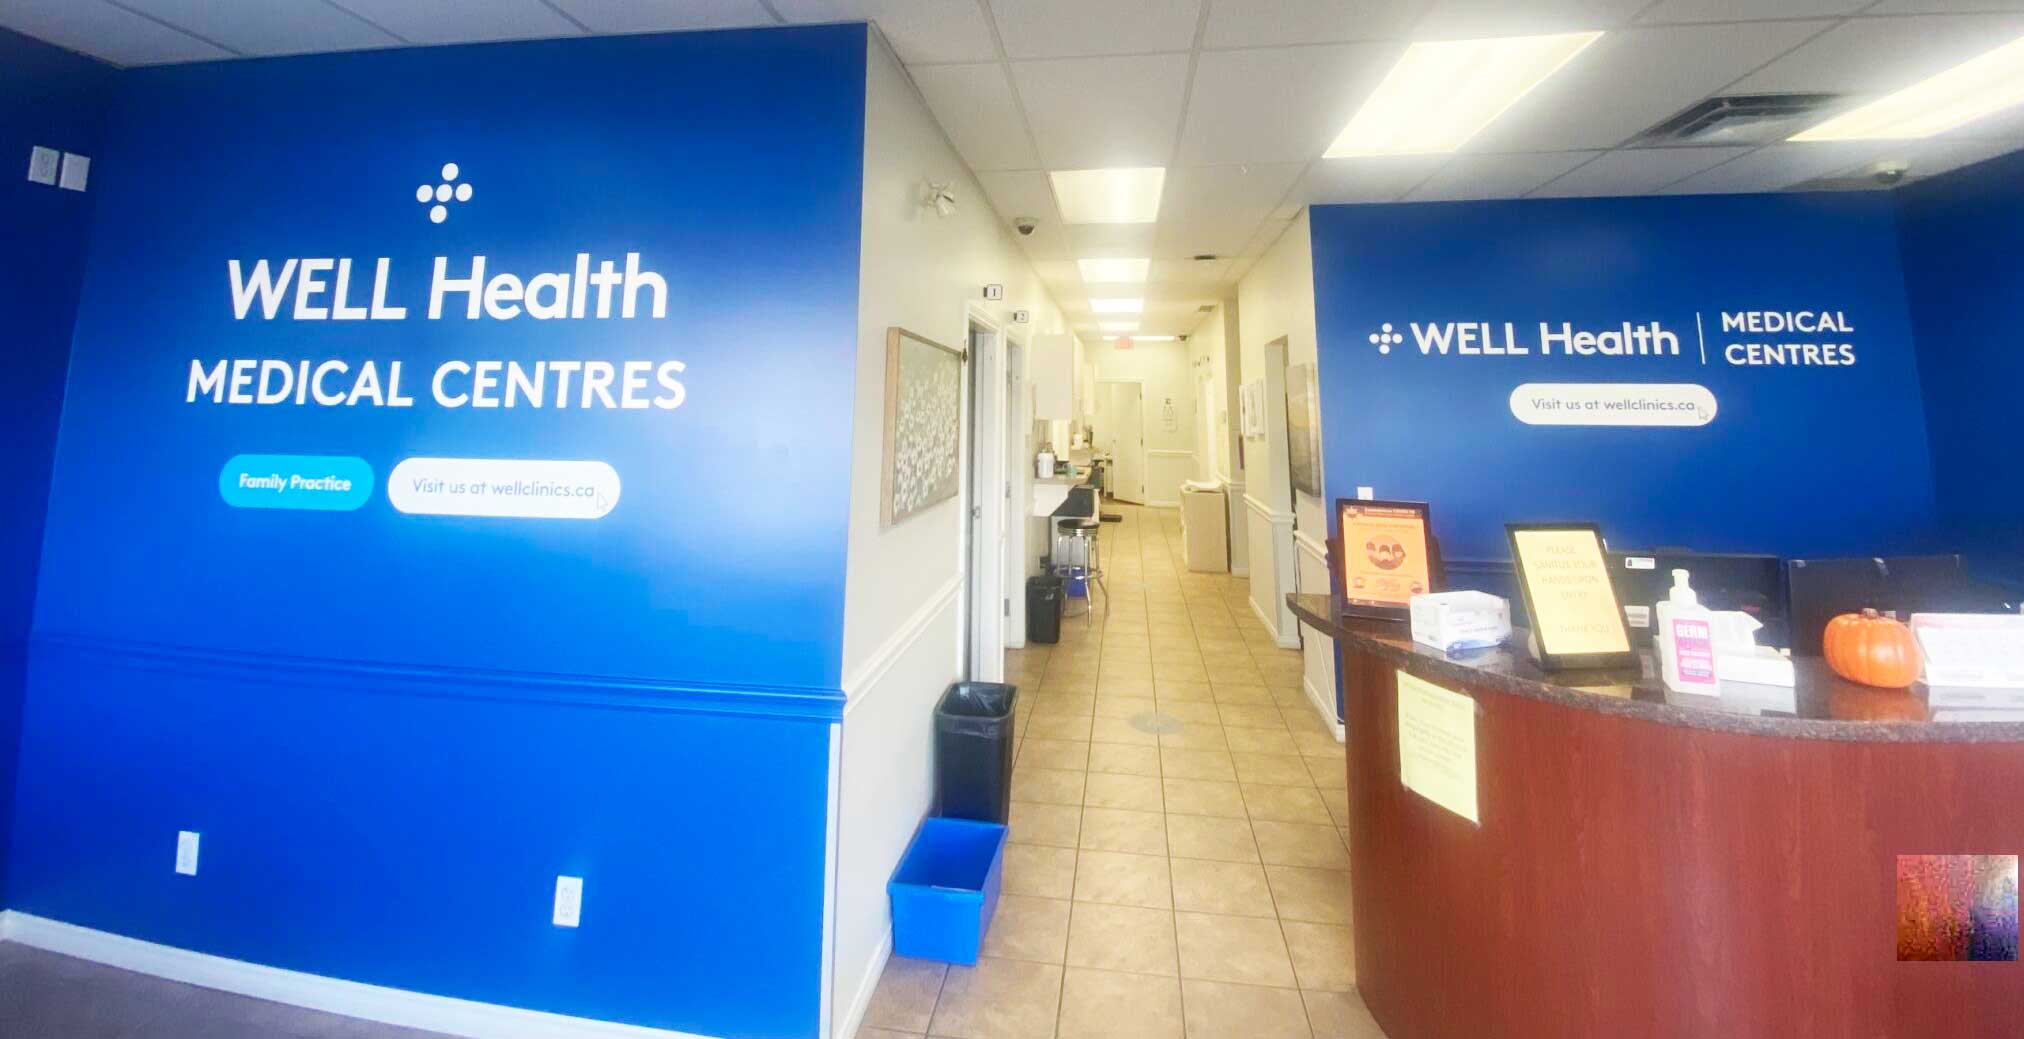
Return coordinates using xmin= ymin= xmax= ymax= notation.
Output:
xmin=1095 ymin=378 xmax=1149 ymax=505
xmin=962 ymin=302 xmax=1008 ymax=682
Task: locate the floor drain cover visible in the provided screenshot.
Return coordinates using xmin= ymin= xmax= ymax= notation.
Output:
xmin=1130 ymin=711 xmax=1185 ymax=735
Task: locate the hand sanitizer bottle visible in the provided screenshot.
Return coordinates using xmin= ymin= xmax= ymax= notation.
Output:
xmin=1655 ymin=569 xmax=1719 ymax=694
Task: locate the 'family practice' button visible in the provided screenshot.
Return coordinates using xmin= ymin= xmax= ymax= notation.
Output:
xmin=218 ymin=455 xmax=375 ymax=511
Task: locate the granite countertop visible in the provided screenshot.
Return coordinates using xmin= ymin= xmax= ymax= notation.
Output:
xmin=1288 ymin=593 xmax=2024 ymax=744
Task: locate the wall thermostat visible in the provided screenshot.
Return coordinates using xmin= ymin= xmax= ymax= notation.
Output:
xmin=983 ymin=284 xmax=1003 ymax=300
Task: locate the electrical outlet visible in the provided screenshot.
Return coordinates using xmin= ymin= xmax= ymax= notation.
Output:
xmin=553 ymin=875 xmax=583 ymax=928
xmin=175 ymin=831 xmax=200 ymax=876
xmin=27 ymin=146 xmax=59 ymax=185
xmin=57 ymin=152 xmax=89 ymax=192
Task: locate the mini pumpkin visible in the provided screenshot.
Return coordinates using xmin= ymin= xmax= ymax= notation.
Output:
xmin=1823 ymin=609 xmax=1922 ymax=689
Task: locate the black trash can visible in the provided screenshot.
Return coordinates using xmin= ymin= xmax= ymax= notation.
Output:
xmin=1026 ymin=575 xmax=1062 ymax=645
xmin=936 ymin=681 xmax=1018 ymax=824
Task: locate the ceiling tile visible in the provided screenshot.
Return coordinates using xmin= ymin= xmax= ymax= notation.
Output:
xmin=1154 ymin=220 xmax=1263 ymax=258
xmin=1300 ymin=155 xmax=1446 ymax=203
xmin=118 ymin=0 xmax=399 ymax=55
xmin=1637 ymin=0 xmax=1866 ymax=21
xmin=1836 ymin=136 xmax=2024 ymax=183
xmin=1731 ymin=13 xmax=2024 ymax=96
xmin=327 ymin=0 xmax=583 ymax=45
xmin=773 ymin=0 xmax=998 ymax=63
xmin=911 ymin=63 xmax=1040 ymax=171
xmin=1464 ymin=21 xmax=1833 ymax=154
xmin=1158 ymin=162 xmax=1306 ymax=226
xmin=544 ymin=0 xmax=775 ymax=32
xmin=1178 ymin=41 xmax=1401 ymax=164
xmin=1202 ymin=0 xmax=1425 ymax=49
xmin=0 ymin=0 xmax=230 ymax=64
xmin=1150 ymin=257 xmax=1235 ymax=288
xmin=1012 ymin=53 xmax=1190 ymax=169
xmin=975 ymin=169 xmax=1062 ymax=225
xmin=1411 ymin=0 xmax=1650 ymax=38
xmin=1239 ymin=217 xmax=1296 ymax=257
xmin=1658 ymin=141 xmax=1889 ymax=193
xmin=1069 ymin=223 xmax=1160 ymax=255
xmin=1528 ymin=146 xmax=1752 ymax=197
xmin=1866 ymin=1 xmax=2024 ymax=12
xmin=1404 ymin=151 xmax=1600 ymax=201
xmin=991 ymin=0 xmax=1203 ymax=59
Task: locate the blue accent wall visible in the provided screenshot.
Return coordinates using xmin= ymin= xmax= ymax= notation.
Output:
xmin=1895 ymin=150 xmax=2024 ymax=580
xmin=1310 ymin=193 xmax=1941 ymax=568
xmin=9 ymin=25 xmax=865 ymax=1037
xmin=0 ymin=27 xmax=112 ymax=894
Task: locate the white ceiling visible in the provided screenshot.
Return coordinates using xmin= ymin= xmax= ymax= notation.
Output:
xmin=8 ymin=1 xmax=2024 ymax=338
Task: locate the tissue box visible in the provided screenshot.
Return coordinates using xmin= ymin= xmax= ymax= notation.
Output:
xmin=1409 ymin=591 xmax=1511 ymax=654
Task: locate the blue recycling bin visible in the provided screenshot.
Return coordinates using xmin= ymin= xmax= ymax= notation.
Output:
xmin=887 ymin=817 xmax=1007 ymax=965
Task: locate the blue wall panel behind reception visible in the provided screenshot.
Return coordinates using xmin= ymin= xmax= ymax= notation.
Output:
xmin=10 ymin=25 xmax=865 ymax=1036
xmin=1310 ymin=193 xmax=1940 ymax=564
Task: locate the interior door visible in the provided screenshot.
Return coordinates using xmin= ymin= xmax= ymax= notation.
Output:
xmin=1107 ymin=382 xmax=1147 ymax=505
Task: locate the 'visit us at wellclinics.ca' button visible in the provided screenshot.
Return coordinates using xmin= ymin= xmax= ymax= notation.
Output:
xmin=219 ymin=455 xmax=375 ymax=510
xmin=1509 ymin=383 xmax=1717 ymax=427
xmin=387 ymin=458 xmax=621 ymax=519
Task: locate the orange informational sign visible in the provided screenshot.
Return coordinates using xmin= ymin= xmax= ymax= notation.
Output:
xmin=1339 ymin=502 xmax=1434 ymax=611
xmin=1510 ymin=527 xmax=1633 ymax=658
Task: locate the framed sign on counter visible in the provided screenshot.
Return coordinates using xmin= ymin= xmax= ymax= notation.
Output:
xmin=1507 ymin=522 xmax=1638 ymax=671
xmin=1334 ymin=499 xmax=1443 ymax=621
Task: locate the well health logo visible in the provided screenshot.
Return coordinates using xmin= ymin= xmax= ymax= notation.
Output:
xmin=415 ymin=162 xmax=473 ymax=223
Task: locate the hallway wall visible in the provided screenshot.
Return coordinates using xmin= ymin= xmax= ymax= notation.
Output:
xmin=1087 ymin=337 xmax=1196 ymax=506
xmin=1234 ymin=213 xmax=1318 ymax=651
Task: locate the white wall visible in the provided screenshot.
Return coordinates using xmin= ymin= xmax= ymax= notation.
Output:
xmin=1188 ymin=299 xmax=1247 ymax=573
xmin=1087 ymin=337 xmax=1195 ymax=506
xmin=1235 ymin=212 xmax=1316 ymax=648
xmin=833 ymin=31 xmax=1070 ymax=1039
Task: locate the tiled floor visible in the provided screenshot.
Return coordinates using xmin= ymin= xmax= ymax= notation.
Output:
xmin=0 ymin=941 xmax=455 ymax=1038
xmin=861 ymin=505 xmax=1389 ymax=1039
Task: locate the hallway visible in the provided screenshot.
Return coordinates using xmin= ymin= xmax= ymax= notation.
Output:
xmin=860 ymin=506 xmax=1382 ymax=1039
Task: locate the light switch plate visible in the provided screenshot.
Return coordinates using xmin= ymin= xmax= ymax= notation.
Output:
xmin=1357 ymin=486 xmax=1375 ymax=500
xmin=27 ymin=146 xmax=58 ymax=185
xmin=553 ymin=875 xmax=583 ymax=927
xmin=58 ymin=152 xmax=89 ymax=192
xmin=175 ymin=831 xmax=200 ymax=876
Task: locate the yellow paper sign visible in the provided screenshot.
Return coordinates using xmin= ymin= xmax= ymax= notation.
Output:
xmin=1396 ymin=670 xmax=1478 ymax=824
xmin=1510 ymin=527 xmax=1631 ymax=657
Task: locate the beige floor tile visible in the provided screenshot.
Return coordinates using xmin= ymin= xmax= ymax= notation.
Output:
xmin=1174 ymin=912 xmax=1296 ymax=986
xmin=1240 ymin=783 xmax=1332 ymax=825
xmin=1084 ymin=772 xmax=1164 ymax=812
xmin=1318 ymin=787 xmax=1351 ymax=830
xmin=1058 ymin=967 xmax=1184 ymax=1039
xmin=1281 ymin=921 xmax=1357 ymax=992
xmin=1166 ymin=813 xmax=1258 ymax=863
xmin=1170 ymin=858 xmax=1276 ymax=918
xmin=1210 ymin=684 xmax=1275 ymax=705
xmin=865 ymin=956 xmax=947 ymax=1032
xmin=1224 ymin=726 xmax=1299 ymax=755
xmin=1012 ymin=766 xmax=1086 ymax=807
xmin=1159 ymin=724 xmax=1229 ymax=751
xmin=1263 ymin=865 xmax=1353 ymax=925
xmin=1160 ymin=700 xmax=1222 ymax=723
xmin=1087 ymin=741 xmax=1161 ymax=777
xmin=1097 ymin=675 xmax=1158 ymax=697
xmin=862 ymin=1028 xmax=929 ymax=1039
xmin=1018 ymin=739 xmax=1090 ymax=771
xmin=1080 ymin=807 xmax=1169 ymax=855
xmin=1251 ymin=821 xmax=1350 ymax=871
xmin=1090 ymin=715 xmax=1160 ymax=747
xmin=1027 ymin=714 xmax=1094 ymax=741
xmin=1231 ymin=753 xmax=1316 ymax=787
xmin=1160 ymin=747 xmax=1236 ymax=782
xmin=1094 ymin=695 xmax=1157 ymax=719
xmin=1303 ymin=756 xmax=1345 ymax=790
xmin=1302 ymin=990 xmax=1387 ymax=1039
xmin=929 ymin=957 xmax=1063 ymax=1039
xmin=1181 ymin=979 xmax=1312 ymax=1038
xmin=1031 ymin=691 xmax=1096 ymax=715
xmin=1065 ymin=902 xmax=1179 ymax=976
xmin=1217 ymin=704 xmax=1287 ymax=730
xmin=1072 ymin=850 xmax=1173 ymax=909
xmin=1008 ymin=801 xmax=1082 ymax=849
xmin=1001 ymin=843 xmax=1077 ymax=899
xmin=1161 ymin=778 xmax=1248 ymax=819
xmin=1291 ymin=730 xmax=1342 ymax=758
xmin=981 ymin=895 xmax=1071 ymax=965
xmin=1155 ymin=680 xmax=1216 ymax=703
xmin=1039 ymin=672 xmax=1098 ymax=694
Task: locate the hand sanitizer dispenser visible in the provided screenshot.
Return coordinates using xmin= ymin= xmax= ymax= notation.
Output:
xmin=1655 ymin=569 xmax=1719 ymax=695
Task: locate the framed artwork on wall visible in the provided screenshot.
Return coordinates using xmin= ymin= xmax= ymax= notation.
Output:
xmin=882 ymin=326 xmax=966 ymax=527
xmin=1286 ymin=363 xmax=1322 ymax=497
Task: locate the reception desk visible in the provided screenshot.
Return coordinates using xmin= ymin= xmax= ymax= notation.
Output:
xmin=1288 ymin=593 xmax=2024 ymax=1039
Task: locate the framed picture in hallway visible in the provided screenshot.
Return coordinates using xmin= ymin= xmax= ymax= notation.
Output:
xmin=881 ymin=326 xmax=966 ymax=527
xmin=1286 ymin=363 xmax=1322 ymax=497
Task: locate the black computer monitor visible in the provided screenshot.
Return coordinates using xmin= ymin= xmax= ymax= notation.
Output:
xmin=1607 ymin=550 xmax=1788 ymax=649
xmin=1785 ymin=555 xmax=2008 ymax=655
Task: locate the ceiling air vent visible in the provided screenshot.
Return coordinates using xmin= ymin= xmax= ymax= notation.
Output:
xmin=1639 ymin=93 xmax=1841 ymax=146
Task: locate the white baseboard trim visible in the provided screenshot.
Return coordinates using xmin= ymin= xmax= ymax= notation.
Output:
xmin=841 ymin=573 xmax=964 ymax=709
xmin=834 ymin=928 xmax=892 ymax=1039
xmin=1301 ymin=672 xmax=1347 ymax=742
xmin=1246 ymin=593 xmax=1281 ymax=643
xmin=0 ymin=912 xmax=713 ymax=1039
xmin=1231 ymin=565 xmax=1249 ymax=577
xmin=1146 ymin=499 xmax=1179 ymax=509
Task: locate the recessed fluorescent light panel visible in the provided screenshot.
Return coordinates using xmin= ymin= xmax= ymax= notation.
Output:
xmin=1099 ymin=321 xmax=1139 ymax=332
xmin=1078 ymin=257 xmax=1151 ymax=283
xmin=1325 ymin=32 xmax=1603 ymax=157
xmin=1793 ymin=34 xmax=2024 ymax=141
xmin=1050 ymin=168 xmax=1165 ymax=224
xmin=1090 ymin=298 xmax=1144 ymax=314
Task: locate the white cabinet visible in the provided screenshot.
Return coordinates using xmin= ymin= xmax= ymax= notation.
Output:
xmin=1031 ymin=333 xmax=1074 ymax=420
